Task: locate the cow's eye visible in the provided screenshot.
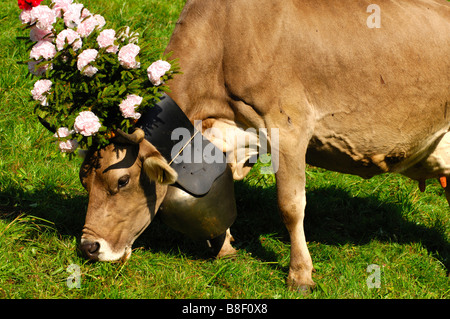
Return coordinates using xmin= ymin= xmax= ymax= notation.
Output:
xmin=118 ymin=175 xmax=130 ymax=189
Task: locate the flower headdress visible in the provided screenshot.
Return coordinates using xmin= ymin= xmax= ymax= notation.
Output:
xmin=18 ymin=0 xmax=179 ymax=154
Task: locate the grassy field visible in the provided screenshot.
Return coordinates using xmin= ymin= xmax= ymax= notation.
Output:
xmin=1 ymin=0 xmax=449 ymax=300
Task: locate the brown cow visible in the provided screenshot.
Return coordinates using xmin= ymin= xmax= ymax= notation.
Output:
xmin=79 ymin=0 xmax=450 ymax=291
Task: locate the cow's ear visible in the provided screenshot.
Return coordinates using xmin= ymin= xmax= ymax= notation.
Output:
xmin=143 ymin=154 xmax=178 ymax=185
xmin=139 ymin=139 xmax=178 ymax=185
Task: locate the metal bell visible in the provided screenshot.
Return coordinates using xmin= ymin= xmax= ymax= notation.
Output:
xmin=159 ymin=165 xmax=237 ymax=240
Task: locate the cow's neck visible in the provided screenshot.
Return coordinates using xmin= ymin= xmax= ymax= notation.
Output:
xmin=162 ymin=0 xmax=267 ymax=180
xmin=164 ymin=0 xmax=231 ymax=123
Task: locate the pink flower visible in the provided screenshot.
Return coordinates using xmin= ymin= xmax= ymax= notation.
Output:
xmin=56 ymin=29 xmax=82 ymax=51
xmin=30 ymin=5 xmax=56 ymax=30
xmin=93 ymin=14 xmax=106 ymax=29
xmin=119 ymin=94 xmax=143 ymax=119
xmin=77 ymin=49 xmax=98 ymax=77
xmin=52 ymin=0 xmax=73 ymax=18
xmin=77 ymin=15 xmax=97 ymax=38
xmin=74 ymin=111 xmax=101 ymax=136
xmin=58 ymin=139 xmax=79 ymax=153
xmin=97 ymin=29 xmax=118 ymax=53
xmin=28 ymin=59 xmax=52 ymax=76
xmin=147 ymin=60 xmax=171 ymax=86
xmin=19 ymin=9 xmax=32 ymax=24
xmin=118 ymin=43 xmax=140 ymax=69
xmin=53 ymin=126 xmax=78 ymax=152
xmin=63 ymin=3 xmax=83 ymax=28
xmin=53 ymin=127 xmax=74 ymax=138
xmin=30 ymin=40 xmax=57 ymax=60
xmin=30 ymin=26 xmax=53 ymax=42
xmin=31 ymin=79 xmax=52 ymax=104
xmin=80 ymin=7 xmax=91 ymax=19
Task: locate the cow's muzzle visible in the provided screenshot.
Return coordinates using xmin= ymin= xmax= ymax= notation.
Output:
xmin=80 ymin=240 xmax=100 ymax=261
xmin=79 ymin=237 xmax=132 ymax=262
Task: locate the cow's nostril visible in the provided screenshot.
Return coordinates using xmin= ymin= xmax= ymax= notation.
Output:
xmin=80 ymin=241 xmax=100 ymax=260
xmin=87 ymin=242 xmax=100 ymax=254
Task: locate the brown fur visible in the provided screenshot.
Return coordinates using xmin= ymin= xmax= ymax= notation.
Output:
xmin=79 ymin=141 xmax=175 ymax=260
xmin=79 ymin=0 xmax=449 ymax=290
xmin=165 ymin=0 xmax=450 ymax=290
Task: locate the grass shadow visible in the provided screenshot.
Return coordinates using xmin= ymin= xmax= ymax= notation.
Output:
xmin=1 ymin=178 xmax=449 ymax=272
xmin=229 ymin=181 xmax=450 ymax=272
xmin=0 ymin=184 xmax=87 ymax=239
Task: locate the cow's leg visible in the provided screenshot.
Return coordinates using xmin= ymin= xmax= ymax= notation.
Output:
xmin=274 ymin=123 xmax=315 ymax=291
xmin=208 ymin=228 xmax=236 ymax=258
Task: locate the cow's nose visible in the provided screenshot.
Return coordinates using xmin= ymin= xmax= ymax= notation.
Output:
xmin=80 ymin=240 xmax=100 ymax=261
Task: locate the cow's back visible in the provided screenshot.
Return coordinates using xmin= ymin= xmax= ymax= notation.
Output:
xmin=220 ymin=0 xmax=450 ymax=177
xmin=166 ymin=0 xmax=450 ymax=178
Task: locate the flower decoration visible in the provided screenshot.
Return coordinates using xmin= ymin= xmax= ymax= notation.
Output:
xmin=18 ymin=0 xmax=44 ymax=11
xmin=97 ymin=29 xmax=118 ymax=53
xmin=118 ymin=43 xmax=140 ymax=69
xmin=147 ymin=60 xmax=172 ymax=86
xmin=119 ymin=94 xmax=143 ymax=120
xmin=30 ymin=40 xmax=57 ymax=60
xmin=74 ymin=111 xmax=102 ymax=136
xmin=55 ymin=28 xmax=81 ymax=51
xmin=31 ymin=79 xmax=52 ymax=105
xmin=18 ymin=0 xmax=179 ymax=154
xmin=29 ymin=5 xmax=56 ymax=30
xmin=76 ymin=48 xmax=98 ymax=77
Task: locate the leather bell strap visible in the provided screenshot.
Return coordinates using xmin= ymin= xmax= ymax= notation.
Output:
xmin=137 ymin=94 xmax=227 ymax=196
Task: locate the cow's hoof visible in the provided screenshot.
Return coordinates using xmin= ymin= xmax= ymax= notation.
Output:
xmin=207 ymin=231 xmax=237 ymax=258
xmin=216 ymin=244 xmax=237 ymax=258
xmin=287 ymin=275 xmax=316 ymax=294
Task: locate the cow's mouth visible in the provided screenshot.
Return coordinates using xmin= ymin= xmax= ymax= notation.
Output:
xmin=80 ymin=237 xmax=132 ymax=262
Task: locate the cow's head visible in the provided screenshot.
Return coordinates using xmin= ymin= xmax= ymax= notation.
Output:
xmin=79 ymin=129 xmax=177 ymax=261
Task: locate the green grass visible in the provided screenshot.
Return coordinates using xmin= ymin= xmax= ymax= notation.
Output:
xmin=1 ymin=0 xmax=449 ymax=299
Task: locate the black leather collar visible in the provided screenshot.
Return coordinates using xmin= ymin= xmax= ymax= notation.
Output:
xmin=137 ymin=94 xmax=227 ymax=196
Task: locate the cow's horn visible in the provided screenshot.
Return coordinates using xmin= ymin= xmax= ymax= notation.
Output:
xmin=113 ymin=128 xmax=145 ymax=145
xmin=37 ymin=116 xmax=56 ymax=134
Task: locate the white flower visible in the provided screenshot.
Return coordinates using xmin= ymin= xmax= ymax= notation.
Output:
xmin=74 ymin=111 xmax=101 ymax=136
xmin=77 ymin=15 xmax=98 ymax=38
xmin=147 ymin=60 xmax=171 ymax=86
xmin=77 ymin=49 xmax=98 ymax=77
xmin=52 ymin=0 xmax=73 ymax=18
xmin=97 ymin=29 xmax=118 ymax=53
xmin=19 ymin=9 xmax=32 ymax=24
xmin=31 ymin=79 xmax=52 ymax=105
xmin=58 ymin=139 xmax=79 ymax=153
xmin=30 ymin=41 xmax=57 ymax=60
xmin=53 ymin=127 xmax=74 ymax=138
xmin=28 ymin=60 xmax=52 ymax=76
xmin=93 ymin=14 xmax=106 ymax=30
xmin=63 ymin=3 xmax=83 ymax=28
xmin=55 ymin=29 xmax=82 ymax=51
xmin=30 ymin=27 xmax=53 ymax=42
xmin=118 ymin=43 xmax=140 ymax=69
xmin=119 ymin=94 xmax=143 ymax=119
xmin=30 ymin=5 xmax=56 ymax=30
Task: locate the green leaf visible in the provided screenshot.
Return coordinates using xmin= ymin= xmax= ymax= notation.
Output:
xmin=118 ymin=84 xmax=127 ymax=95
